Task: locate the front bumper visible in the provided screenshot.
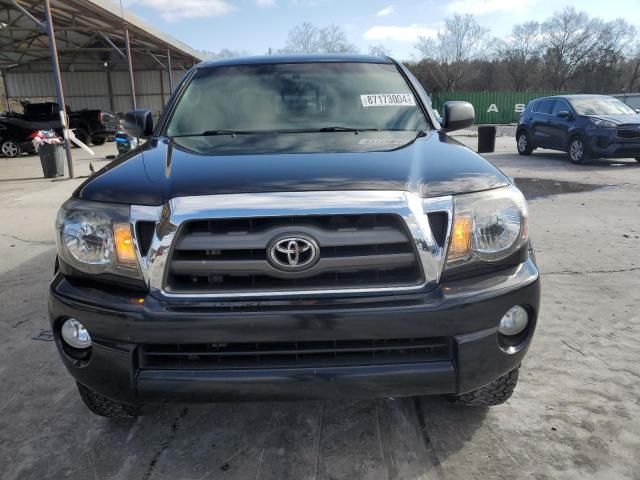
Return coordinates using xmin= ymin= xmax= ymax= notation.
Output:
xmin=589 ymin=132 xmax=640 ymax=157
xmin=49 ymin=258 xmax=540 ymax=404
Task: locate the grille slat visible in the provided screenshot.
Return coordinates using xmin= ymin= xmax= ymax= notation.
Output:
xmin=140 ymin=338 xmax=451 ymax=370
xmin=177 ymin=225 xmax=407 ymax=250
xmin=165 ymin=214 xmax=423 ymax=295
xmin=170 ymin=253 xmax=416 ymax=278
xmin=617 ymin=124 xmax=640 ymax=140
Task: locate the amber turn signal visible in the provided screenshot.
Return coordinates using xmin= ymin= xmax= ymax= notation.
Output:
xmin=449 ymin=216 xmax=472 ymax=259
xmin=114 ymin=223 xmax=137 ymax=263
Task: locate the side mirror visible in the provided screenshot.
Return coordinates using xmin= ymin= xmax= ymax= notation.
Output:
xmin=441 ymin=101 xmax=475 ymax=132
xmin=557 ymin=110 xmax=573 ymax=119
xmin=124 ymin=109 xmax=153 ymax=139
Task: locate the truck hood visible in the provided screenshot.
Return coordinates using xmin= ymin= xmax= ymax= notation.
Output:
xmin=74 ymin=130 xmax=509 ymax=205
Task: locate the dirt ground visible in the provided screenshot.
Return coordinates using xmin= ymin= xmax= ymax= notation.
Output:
xmin=1 ymin=138 xmax=639 ymax=480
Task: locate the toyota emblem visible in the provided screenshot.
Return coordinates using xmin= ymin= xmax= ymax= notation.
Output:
xmin=267 ymin=235 xmax=319 ymax=272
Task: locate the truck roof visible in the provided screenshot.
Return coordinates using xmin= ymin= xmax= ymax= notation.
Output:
xmin=198 ymin=54 xmax=393 ymax=69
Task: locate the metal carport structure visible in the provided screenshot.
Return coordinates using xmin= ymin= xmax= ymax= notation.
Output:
xmin=0 ymin=0 xmax=201 ymax=177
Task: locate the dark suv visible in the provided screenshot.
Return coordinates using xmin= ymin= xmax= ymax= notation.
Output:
xmin=516 ymin=94 xmax=640 ymax=164
xmin=49 ymin=55 xmax=540 ymax=417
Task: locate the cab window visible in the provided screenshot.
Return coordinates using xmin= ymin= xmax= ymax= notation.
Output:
xmin=536 ymin=99 xmax=555 ymax=114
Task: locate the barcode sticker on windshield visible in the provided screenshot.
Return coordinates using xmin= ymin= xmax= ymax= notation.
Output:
xmin=361 ymin=94 xmax=416 ymax=107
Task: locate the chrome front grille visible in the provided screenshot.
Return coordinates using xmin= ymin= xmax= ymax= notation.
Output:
xmin=133 ymin=191 xmax=453 ymax=299
xmin=165 ymin=214 xmax=424 ymax=294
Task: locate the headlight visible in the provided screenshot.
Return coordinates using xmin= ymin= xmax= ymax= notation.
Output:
xmin=590 ymin=118 xmax=617 ymax=129
xmin=61 ymin=210 xmax=113 ymax=265
xmin=55 ymin=199 xmax=141 ymax=279
xmin=446 ymin=185 xmax=528 ymax=270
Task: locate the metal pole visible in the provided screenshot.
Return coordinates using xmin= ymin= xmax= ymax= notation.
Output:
xmin=123 ymin=23 xmax=136 ymax=110
xmin=1 ymin=70 xmax=11 ymax=114
xmin=106 ymin=68 xmax=115 ymax=113
xmin=166 ymin=47 xmax=173 ymax=95
xmin=43 ymin=0 xmax=74 ymax=178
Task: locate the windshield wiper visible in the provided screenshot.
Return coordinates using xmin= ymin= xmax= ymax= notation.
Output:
xmin=171 ymin=127 xmax=423 ymax=137
xmin=172 ymin=130 xmax=252 ymax=138
xmin=316 ymin=126 xmax=378 ymax=132
xmin=275 ymin=127 xmax=417 ymax=133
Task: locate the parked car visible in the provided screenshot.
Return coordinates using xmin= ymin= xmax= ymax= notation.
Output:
xmin=516 ymin=94 xmax=640 ymax=164
xmin=19 ymin=102 xmax=118 ymax=146
xmin=0 ymin=117 xmax=37 ymax=157
xmin=50 ymin=55 xmax=539 ymax=417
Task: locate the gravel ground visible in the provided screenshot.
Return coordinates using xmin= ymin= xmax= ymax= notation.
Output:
xmin=1 ymin=140 xmax=639 ymax=480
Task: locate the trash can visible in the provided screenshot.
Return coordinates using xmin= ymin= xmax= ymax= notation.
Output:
xmin=477 ymin=126 xmax=497 ymax=153
xmin=39 ymin=143 xmax=65 ymax=178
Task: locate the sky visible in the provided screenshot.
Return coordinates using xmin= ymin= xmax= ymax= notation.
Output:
xmin=123 ymin=0 xmax=640 ymax=60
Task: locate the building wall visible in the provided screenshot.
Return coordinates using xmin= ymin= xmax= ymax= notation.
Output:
xmin=4 ymin=69 xmax=187 ymax=116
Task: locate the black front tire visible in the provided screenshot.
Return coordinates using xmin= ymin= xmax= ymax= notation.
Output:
xmin=516 ymin=131 xmax=533 ymax=156
xmin=91 ymin=136 xmax=107 ymax=146
xmin=77 ymin=382 xmax=142 ymax=418
xmin=568 ymin=136 xmax=589 ymax=164
xmin=451 ymin=367 xmax=520 ymax=407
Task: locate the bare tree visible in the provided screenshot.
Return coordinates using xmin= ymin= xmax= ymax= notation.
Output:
xmin=281 ymin=23 xmax=358 ymax=54
xmin=368 ymin=44 xmax=391 ymax=57
xmin=198 ymin=48 xmax=251 ymax=60
xmin=415 ymin=14 xmax=490 ymax=90
xmin=586 ymin=19 xmax=636 ymax=92
xmin=627 ymin=41 xmax=640 ymax=92
xmin=540 ymin=7 xmax=606 ymax=90
xmin=317 ymin=25 xmax=358 ymax=53
xmin=499 ymin=22 xmax=541 ymax=90
xmin=282 ymin=22 xmax=320 ymax=53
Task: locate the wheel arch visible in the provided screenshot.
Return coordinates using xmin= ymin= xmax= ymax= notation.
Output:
xmin=515 ymin=126 xmax=530 ymax=138
xmin=566 ymin=128 xmax=587 ymax=149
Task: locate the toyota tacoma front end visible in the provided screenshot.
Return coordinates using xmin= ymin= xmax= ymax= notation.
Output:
xmin=49 ymin=55 xmax=539 ymax=417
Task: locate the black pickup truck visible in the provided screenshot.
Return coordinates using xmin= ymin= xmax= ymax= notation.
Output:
xmin=49 ymin=55 xmax=540 ymax=417
xmin=17 ymin=101 xmax=118 ymax=146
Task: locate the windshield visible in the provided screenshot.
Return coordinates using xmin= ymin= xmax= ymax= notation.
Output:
xmin=164 ymin=62 xmax=429 ymax=136
xmin=569 ymin=97 xmax=636 ymax=116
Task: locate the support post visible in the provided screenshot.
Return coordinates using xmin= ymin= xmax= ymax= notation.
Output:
xmin=166 ymin=47 xmax=173 ymax=95
xmin=123 ymin=23 xmax=136 ymax=110
xmin=1 ymin=70 xmax=11 ymax=113
xmin=106 ymin=68 xmax=115 ymax=113
xmin=43 ymin=0 xmax=74 ymax=178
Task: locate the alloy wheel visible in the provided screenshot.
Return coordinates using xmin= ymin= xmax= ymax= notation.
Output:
xmin=570 ymin=139 xmax=584 ymax=163
xmin=517 ymin=134 xmax=527 ymax=152
xmin=1 ymin=140 xmax=19 ymax=158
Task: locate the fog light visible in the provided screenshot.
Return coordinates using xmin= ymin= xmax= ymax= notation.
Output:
xmin=61 ymin=318 xmax=92 ymax=349
xmin=498 ymin=306 xmax=529 ymax=336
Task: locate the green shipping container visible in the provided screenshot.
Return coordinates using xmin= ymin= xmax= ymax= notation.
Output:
xmin=430 ymin=91 xmax=566 ymax=125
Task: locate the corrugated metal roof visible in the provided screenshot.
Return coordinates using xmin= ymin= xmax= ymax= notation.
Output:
xmin=86 ymin=0 xmax=200 ymax=60
xmin=0 ymin=0 xmax=201 ymax=71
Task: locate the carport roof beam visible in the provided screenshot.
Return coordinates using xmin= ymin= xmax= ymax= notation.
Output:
xmin=0 ymin=0 xmax=202 ymax=71
xmin=6 ymin=0 xmax=44 ymax=29
xmin=98 ymin=31 xmax=126 ymax=59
